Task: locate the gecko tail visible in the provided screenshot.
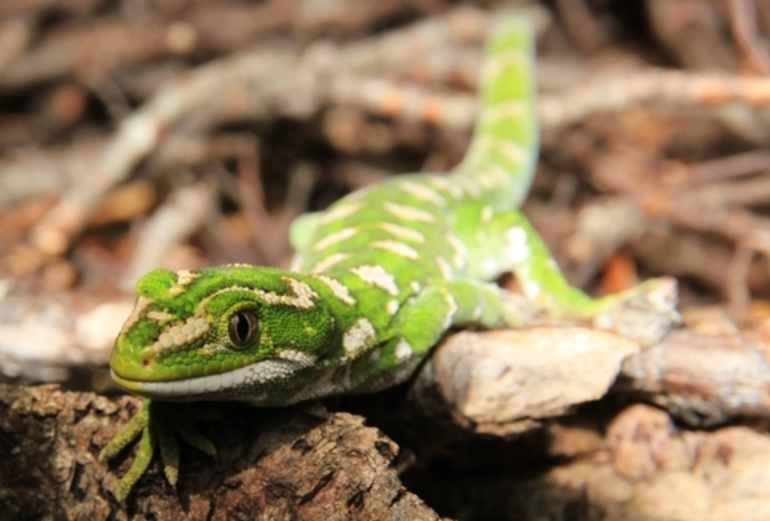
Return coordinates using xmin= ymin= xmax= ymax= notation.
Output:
xmin=450 ymin=14 xmax=538 ymax=210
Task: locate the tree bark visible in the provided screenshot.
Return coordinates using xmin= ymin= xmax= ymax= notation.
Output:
xmin=0 ymin=384 xmax=439 ymax=520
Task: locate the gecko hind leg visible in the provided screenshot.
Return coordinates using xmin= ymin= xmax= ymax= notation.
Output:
xmin=461 ymin=208 xmax=679 ymax=344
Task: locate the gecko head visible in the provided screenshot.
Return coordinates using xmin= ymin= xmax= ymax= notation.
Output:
xmin=109 ymin=265 xmax=335 ymax=402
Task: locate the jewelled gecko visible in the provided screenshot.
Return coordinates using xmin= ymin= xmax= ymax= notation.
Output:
xmin=100 ymin=15 xmax=676 ymax=500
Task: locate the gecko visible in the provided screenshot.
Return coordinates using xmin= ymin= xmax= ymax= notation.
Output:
xmin=99 ymin=15 xmax=677 ymax=500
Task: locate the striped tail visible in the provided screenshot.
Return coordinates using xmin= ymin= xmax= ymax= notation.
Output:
xmin=450 ymin=15 xmax=538 ymax=210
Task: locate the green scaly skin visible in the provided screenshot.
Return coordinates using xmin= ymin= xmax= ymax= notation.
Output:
xmin=99 ymin=16 xmax=676 ymax=500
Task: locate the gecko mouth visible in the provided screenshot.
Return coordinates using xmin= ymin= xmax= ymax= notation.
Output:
xmin=110 ymin=358 xmax=308 ymax=400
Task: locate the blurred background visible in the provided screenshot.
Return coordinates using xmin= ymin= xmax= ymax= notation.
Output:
xmin=2 ymin=0 xmax=770 ymax=395
xmin=4 ymin=0 xmax=770 ymax=518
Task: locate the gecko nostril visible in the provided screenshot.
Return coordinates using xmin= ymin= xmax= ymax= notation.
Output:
xmin=141 ymin=357 xmax=152 ymax=367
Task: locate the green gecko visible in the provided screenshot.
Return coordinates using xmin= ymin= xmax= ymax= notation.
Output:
xmin=100 ymin=15 xmax=675 ymax=500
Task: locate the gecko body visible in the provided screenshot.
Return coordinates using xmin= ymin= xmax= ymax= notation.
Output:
xmin=101 ymin=16 xmax=674 ymax=500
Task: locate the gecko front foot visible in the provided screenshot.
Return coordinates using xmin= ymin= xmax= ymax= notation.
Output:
xmin=99 ymin=399 xmax=218 ymax=501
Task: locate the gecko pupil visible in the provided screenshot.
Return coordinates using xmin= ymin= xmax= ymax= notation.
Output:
xmin=228 ymin=311 xmax=258 ymax=348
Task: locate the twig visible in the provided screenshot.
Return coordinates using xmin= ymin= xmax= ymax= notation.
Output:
xmin=0 ymin=138 xmax=105 ymax=209
xmin=553 ymin=0 xmax=610 ymax=52
xmin=727 ymin=0 xmax=770 ymax=74
xmin=688 ymin=149 xmax=770 ymax=183
xmin=0 ymin=18 xmax=168 ymax=92
xmin=220 ymin=134 xmax=284 ymax=266
xmin=28 ymin=46 xmax=305 ymax=255
xmin=120 ymin=182 xmax=216 ymax=291
xmin=332 ymin=5 xmax=489 ymax=78
xmin=0 ymin=16 xmax=32 ymax=73
xmin=727 ymin=244 xmax=754 ymax=321
xmin=539 ymin=68 xmax=770 ymax=128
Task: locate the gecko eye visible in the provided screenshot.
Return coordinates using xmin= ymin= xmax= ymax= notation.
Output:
xmin=228 ymin=310 xmax=259 ymax=349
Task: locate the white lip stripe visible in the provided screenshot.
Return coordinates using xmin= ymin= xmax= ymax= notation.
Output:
xmin=114 ymin=358 xmax=308 ymax=400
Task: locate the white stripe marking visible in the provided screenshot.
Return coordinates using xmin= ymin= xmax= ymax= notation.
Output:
xmin=312 ymin=227 xmax=357 ymax=252
xmin=350 ymin=265 xmax=399 ymax=296
xmin=194 ymin=278 xmax=319 ymax=321
xmin=380 ymin=222 xmax=425 ymax=243
xmin=342 ymin=318 xmax=377 ymax=358
xmin=121 ymin=296 xmax=152 ymax=332
xmin=278 ymin=349 xmax=317 ymax=366
xmin=469 ymin=136 xmax=528 ymax=168
xmin=169 ymin=269 xmax=199 ymax=296
xmin=522 ymin=280 xmax=541 ymax=299
xmin=316 ymin=275 xmax=356 ymax=305
xmin=453 ymin=175 xmax=481 ymax=197
xmin=256 ymin=278 xmax=318 ymax=309
xmin=441 ymin=292 xmax=458 ymax=329
xmin=383 ymin=202 xmax=435 ymax=223
xmin=394 ymin=339 xmax=413 ymax=361
xmin=482 ymin=49 xmax=528 ymax=82
xmin=372 ymin=240 xmax=419 ymax=260
xmin=147 ymin=310 xmax=175 ymax=324
xmin=436 ymin=256 xmax=454 ymax=279
xmin=480 ymin=100 xmax=528 ymax=125
xmin=427 ymin=176 xmax=463 ymax=199
xmin=399 ymin=180 xmax=446 ymax=207
xmin=476 ymin=165 xmax=510 ymax=190
xmin=311 ymin=252 xmax=350 ymax=274
xmin=446 ymin=233 xmax=467 ymax=269
xmin=319 ymin=202 xmax=363 ymax=225
xmin=505 ymin=226 xmax=530 ymax=265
